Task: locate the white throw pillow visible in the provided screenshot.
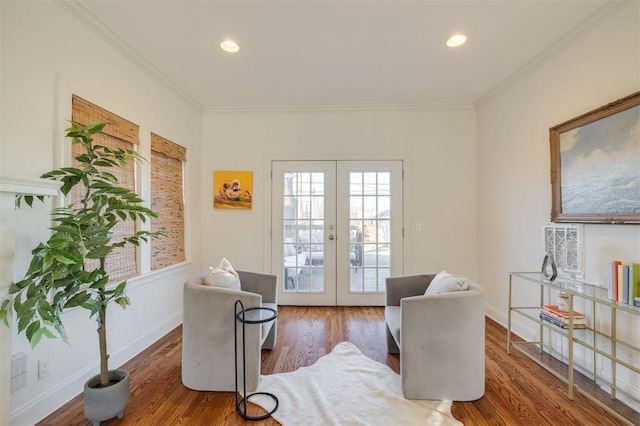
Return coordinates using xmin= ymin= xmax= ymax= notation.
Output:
xmin=425 ymin=271 xmax=469 ymax=295
xmin=203 ymin=266 xmax=241 ymax=290
xmin=218 ymin=257 xmax=240 ymax=279
xmin=202 ymin=257 xmax=241 ymax=290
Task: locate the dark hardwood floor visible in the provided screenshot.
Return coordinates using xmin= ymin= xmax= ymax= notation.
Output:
xmin=39 ymin=306 xmax=638 ymax=425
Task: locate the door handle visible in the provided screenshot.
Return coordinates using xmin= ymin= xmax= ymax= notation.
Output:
xmin=328 ymin=235 xmax=335 ymax=241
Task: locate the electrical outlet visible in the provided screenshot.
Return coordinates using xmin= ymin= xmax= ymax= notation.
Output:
xmin=38 ymin=354 xmax=50 ymax=380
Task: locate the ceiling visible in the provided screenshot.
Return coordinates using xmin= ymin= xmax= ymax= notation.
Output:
xmin=74 ymin=0 xmax=617 ymax=110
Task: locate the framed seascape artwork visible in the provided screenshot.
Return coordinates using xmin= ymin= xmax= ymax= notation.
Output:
xmin=550 ymin=91 xmax=640 ymax=224
xmin=213 ymin=170 xmax=253 ymax=210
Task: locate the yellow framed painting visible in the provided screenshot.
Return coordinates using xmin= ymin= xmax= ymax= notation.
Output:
xmin=213 ymin=170 xmax=253 ymax=209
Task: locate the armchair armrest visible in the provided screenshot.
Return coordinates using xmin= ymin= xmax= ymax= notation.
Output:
xmin=182 ymin=281 xmax=263 ymax=391
xmin=399 ymin=283 xmax=485 ymax=401
xmin=385 ymin=274 xmax=436 ymax=306
xmin=237 ymin=270 xmax=277 ymax=305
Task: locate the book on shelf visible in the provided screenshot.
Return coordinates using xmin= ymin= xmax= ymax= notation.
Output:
xmin=630 ymin=263 xmax=640 ymax=305
xmin=618 ymin=263 xmax=625 ymax=303
xmin=608 ymin=261 xmax=640 ymax=305
xmin=539 ymin=309 xmax=587 ymax=325
xmin=608 ymin=261 xmax=614 ymax=301
xmin=623 ymin=265 xmax=630 ymax=304
xmin=610 ymin=260 xmax=621 ymax=301
xmin=539 ymin=312 xmax=587 ymax=329
xmin=541 ymin=304 xmax=585 ymax=319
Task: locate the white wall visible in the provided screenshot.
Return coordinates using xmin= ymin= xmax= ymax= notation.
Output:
xmin=477 ymin=0 xmax=640 ymax=406
xmin=201 ymin=107 xmax=478 ymax=281
xmin=1 ymin=1 xmax=202 ymax=424
xmin=477 ymin=0 xmax=639 ymax=329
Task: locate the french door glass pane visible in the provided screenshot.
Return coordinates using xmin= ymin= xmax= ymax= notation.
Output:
xmin=349 ymin=172 xmax=391 ymax=293
xmin=283 ymin=172 xmax=325 ymax=292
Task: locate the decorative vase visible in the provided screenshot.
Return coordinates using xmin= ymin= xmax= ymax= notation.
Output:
xmin=541 ymin=251 xmax=557 ymax=282
xmin=83 ymin=369 xmax=130 ymax=426
xmin=558 ymin=292 xmax=569 ymax=312
xmin=560 ymin=235 xmax=584 ymax=279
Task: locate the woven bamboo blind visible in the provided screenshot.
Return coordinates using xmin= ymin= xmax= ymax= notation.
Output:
xmin=72 ymin=95 xmax=139 ymax=145
xmin=71 ymin=95 xmax=140 ymax=282
xmin=150 ymin=132 xmax=186 ymax=270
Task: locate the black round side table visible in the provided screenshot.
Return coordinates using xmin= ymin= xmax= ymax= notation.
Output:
xmin=234 ymin=300 xmax=279 ymax=421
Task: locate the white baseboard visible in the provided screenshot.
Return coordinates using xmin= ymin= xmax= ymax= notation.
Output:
xmin=10 ymin=312 xmax=182 ymax=426
xmin=485 ymin=303 xmax=506 ymax=327
xmin=485 ymin=302 xmax=537 ymax=342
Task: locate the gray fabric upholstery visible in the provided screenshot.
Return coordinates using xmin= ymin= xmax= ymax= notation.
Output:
xmin=385 ymin=273 xmax=485 ymax=401
xmin=181 ymin=270 xmax=277 ymax=392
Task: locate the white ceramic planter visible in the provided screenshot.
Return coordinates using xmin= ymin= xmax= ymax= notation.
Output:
xmin=83 ymin=369 xmax=131 ymax=426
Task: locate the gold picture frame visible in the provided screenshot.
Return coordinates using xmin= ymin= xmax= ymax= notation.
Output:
xmin=213 ymin=170 xmax=253 ymax=209
xmin=550 ymin=91 xmax=640 ymax=224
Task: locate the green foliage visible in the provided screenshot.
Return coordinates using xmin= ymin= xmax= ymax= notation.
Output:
xmin=0 ymin=122 xmax=163 ymax=380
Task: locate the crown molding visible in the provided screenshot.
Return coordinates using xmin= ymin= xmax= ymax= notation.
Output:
xmin=56 ymin=0 xmax=203 ymax=113
xmin=203 ymin=102 xmax=475 ymax=114
xmin=475 ymin=0 xmax=633 ymax=107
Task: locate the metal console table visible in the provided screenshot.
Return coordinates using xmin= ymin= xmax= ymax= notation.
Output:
xmin=234 ymin=300 xmax=279 ymax=421
xmin=507 ymin=272 xmax=640 ymax=425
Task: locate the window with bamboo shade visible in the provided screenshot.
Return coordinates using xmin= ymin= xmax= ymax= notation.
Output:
xmin=150 ymin=132 xmax=186 ymax=270
xmin=71 ymin=95 xmax=140 ymax=282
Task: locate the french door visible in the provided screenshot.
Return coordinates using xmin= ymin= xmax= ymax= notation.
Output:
xmin=271 ymin=160 xmax=403 ymax=306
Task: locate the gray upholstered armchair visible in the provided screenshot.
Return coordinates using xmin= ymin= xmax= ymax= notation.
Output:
xmin=385 ymin=273 xmax=485 ymax=401
xmin=181 ymin=270 xmax=277 ymax=392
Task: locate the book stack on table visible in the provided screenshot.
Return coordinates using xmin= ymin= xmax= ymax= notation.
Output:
xmin=539 ymin=305 xmax=586 ymax=329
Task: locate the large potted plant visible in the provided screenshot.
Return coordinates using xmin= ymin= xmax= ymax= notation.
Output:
xmin=0 ymin=122 xmax=163 ymax=424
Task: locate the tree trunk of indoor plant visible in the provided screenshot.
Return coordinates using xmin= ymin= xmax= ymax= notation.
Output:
xmin=97 ymin=299 xmax=109 ymax=387
xmin=98 ymin=259 xmax=110 ymax=387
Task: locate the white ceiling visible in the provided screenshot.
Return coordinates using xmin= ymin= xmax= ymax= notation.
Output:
xmin=75 ymin=0 xmax=617 ymax=110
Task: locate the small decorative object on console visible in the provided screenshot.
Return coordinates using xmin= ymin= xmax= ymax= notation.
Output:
xmin=558 ymin=292 xmax=569 ymax=312
xmin=541 ymin=251 xmax=558 ymax=282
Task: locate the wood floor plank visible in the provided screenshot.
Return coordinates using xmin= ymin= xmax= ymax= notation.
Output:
xmin=38 ymin=306 xmax=637 ymax=425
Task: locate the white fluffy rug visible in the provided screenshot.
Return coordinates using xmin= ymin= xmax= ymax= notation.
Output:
xmin=250 ymin=342 xmax=463 ymax=425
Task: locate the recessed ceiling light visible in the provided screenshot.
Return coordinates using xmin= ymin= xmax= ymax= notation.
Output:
xmin=446 ymin=34 xmax=468 ymax=48
xmin=220 ymin=39 xmax=240 ymax=53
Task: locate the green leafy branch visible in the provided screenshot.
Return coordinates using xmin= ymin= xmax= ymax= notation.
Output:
xmin=0 ymin=121 xmax=164 ymax=371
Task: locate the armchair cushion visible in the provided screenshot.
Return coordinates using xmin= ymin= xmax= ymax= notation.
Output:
xmin=384 ymin=306 xmax=401 ymax=346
